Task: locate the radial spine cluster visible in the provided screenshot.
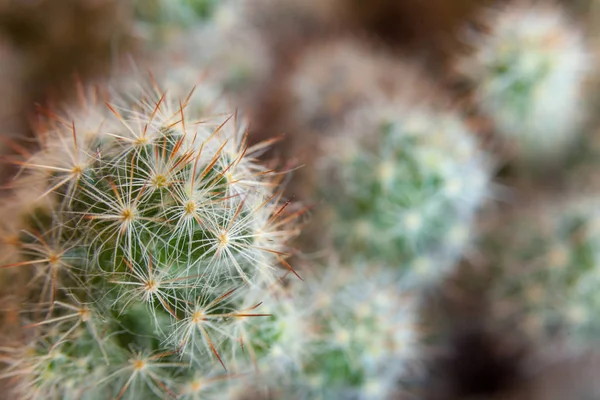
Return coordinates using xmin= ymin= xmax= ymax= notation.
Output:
xmin=0 ymin=80 xmax=299 ymax=399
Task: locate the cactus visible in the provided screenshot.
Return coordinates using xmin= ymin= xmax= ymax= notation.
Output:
xmin=316 ymin=99 xmax=489 ymax=285
xmin=140 ymin=0 xmax=270 ymax=110
xmin=133 ymin=0 xmax=219 ymax=38
xmin=0 ymin=79 xmax=300 ymax=399
xmin=457 ymin=2 xmax=590 ymax=160
xmin=485 ymin=198 xmax=600 ymax=350
xmin=288 ymin=40 xmax=420 ymax=134
xmin=5 ymin=0 xmax=600 ymax=398
xmin=226 ymin=262 xmax=419 ymax=400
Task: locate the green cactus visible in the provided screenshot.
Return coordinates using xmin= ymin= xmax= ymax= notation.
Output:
xmin=226 ymin=262 xmax=419 ymax=400
xmin=139 ymin=0 xmax=270 ymax=109
xmin=0 ymin=80 xmax=300 ymax=399
xmin=458 ymin=2 xmax=589 ymax=160
xmin=485 ymin=199 xmax=600 ymax=349
xmin=133 ymin=0 xmax=219 ymax=34
xmin=317 ymin=100 xmax=489 ymax=285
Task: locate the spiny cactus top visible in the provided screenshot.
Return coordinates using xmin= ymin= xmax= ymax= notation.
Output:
xmin=485 ymin=198 xmax=600 ymax=350
xmin=317 ymin=100 xmax=489 ymax=285
xmin=226 ymin=262 xmax=419 ymax=400
xmin=458 ymin=2 xmax=589 ymax=160
xmin=0 ymin=80 xmax=301 ymax=399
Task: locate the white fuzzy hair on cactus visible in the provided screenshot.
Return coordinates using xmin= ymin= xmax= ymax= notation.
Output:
xmin=458 ymin=2 xmax=590 ymax=160
xmin=222 ymin=262 xmax=420 ymax=400
xmin=0 ymin=75 xmax=301 ymax=399
xmin=318 ymin=95 xmax=490 ymax=285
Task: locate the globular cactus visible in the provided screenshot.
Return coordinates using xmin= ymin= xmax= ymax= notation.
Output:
xmin=133 ymin=0 xmax=219 ymax=40
xmin=457 ymin=2 xmax=590 ymax=161
xmin=485 ymin=198 xmax=600 ymax=352
xmin=227 ymin=262 xmax=420 ymax=400
xmin=0 ymin=79 xmax=300 ymax=399
xmin=316 ymin=98 xmax=489 ymax=285
xmin=142 ymin=0 xmax=271 ymax=111
xmin=287 ymin=39 xmax=417 ymax=135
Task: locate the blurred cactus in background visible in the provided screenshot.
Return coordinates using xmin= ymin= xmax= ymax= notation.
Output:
xmin=287 ymin=39 xmax=411 ymax=135
xmin=1 ymin=0 xmax=600 ymax=399
xmin=317 ymin=98 xmax=489 ymax=284
xmin=484 ymin=199 xmax=600 ymax=348
xmin=227 ymin=262 xmax=420 ymax=400
xmin=136 ymin=0 xmax=272 ymax=117
xmin=134 ymin=0 xmax=218 ymax=33
xmin=457 ymin=3 xmax=590 ymax=161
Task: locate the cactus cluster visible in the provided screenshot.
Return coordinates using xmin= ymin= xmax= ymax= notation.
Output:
xmin=2 ymin=0 xmax=600 ymax=398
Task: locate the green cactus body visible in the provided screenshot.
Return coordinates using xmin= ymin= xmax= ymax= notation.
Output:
xmin=228 ymin=264 xmax=419 ymax=400
xmin=134 ymin=0 xmax=219 ymax=38
xmin=141 ymin=0 xmax=269 ymax=109
xmin=458 ymin=3 xmax=589 ymax=159
xmin=319 ymin=102 xmax=489 ymax=285
xmin=0 ymin=81 xmax=299 ymax=399
xmin=487 ymin=199 xmax=600 ymax=348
